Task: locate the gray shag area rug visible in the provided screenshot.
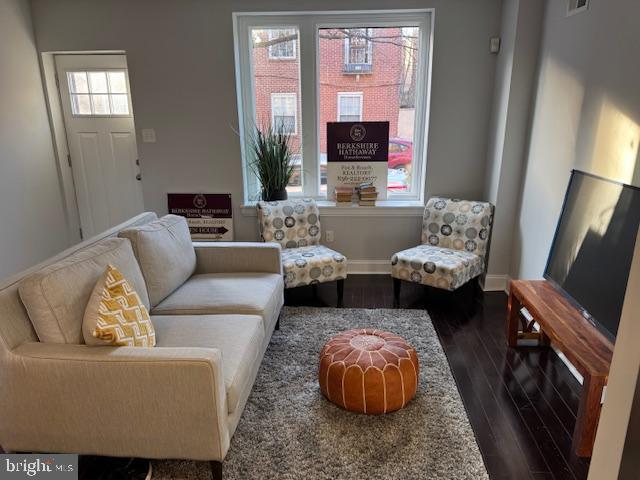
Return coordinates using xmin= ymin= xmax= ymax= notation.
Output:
xmin=153 ymin=307 xmax=488 ymax=480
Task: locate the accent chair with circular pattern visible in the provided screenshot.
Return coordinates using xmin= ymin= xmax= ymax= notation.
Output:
xmin=257 ymin=199 xmax=347 ymax=306
xmin=391 ymin=197 xmax=494 ymax=306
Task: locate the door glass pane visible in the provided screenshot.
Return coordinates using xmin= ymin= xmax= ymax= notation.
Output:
xmin=71 ymin=94 xmax=91 ymax=115
xmin=319 ymin=26 xmax=421 ymax=195
xmin=110 ymin=94 xmax=130 ymax=115
xmin=88 ymin=72 xmax=108 ymax=93
xmin=68 ymin=72 xmax=89 ymax=93
xmin=67 ymin=70 xmax=131 ymax=116
xmin=251 ymin=27 xmax=302 ymax=196
xmin=91 ymin=94 xmax=110 ymax=114
xmin=108 ymin=71 xmax=128 ymax=93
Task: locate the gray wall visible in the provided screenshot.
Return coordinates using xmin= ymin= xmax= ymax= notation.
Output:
xmin=30 ymin=0 xmax=501 ymax=263
xmin=0 ymin=0 xmax=71 ymax=279
xmin=483 ymin=0 xmax=544 ymax=279
xmin=511 ymin=0 xmax=640 ymax=279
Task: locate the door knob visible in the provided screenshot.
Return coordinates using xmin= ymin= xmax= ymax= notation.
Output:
xmin=136 ymin=173 xmax=142 ymax=181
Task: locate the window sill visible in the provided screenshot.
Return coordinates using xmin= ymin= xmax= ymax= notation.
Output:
xmin=241 ymin=200 xmax=424 ymax=217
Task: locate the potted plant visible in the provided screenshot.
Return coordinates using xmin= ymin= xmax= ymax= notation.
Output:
xmin=249 ymin=123 xmax=296 ymax=201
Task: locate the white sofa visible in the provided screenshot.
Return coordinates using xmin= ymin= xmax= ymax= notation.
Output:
xmin=0 ymin=212 xmax=284 ymax=479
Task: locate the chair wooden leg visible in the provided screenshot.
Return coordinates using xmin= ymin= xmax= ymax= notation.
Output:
xmin=393 ymin=278 xmax=401 ymax=308
xmin=337 ymin=279 xmax=344 ymax=307
xmin=210 ymin=461 xmax=223 ymax=480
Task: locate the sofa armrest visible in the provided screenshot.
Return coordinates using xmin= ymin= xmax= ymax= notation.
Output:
xmin=193 ymin=242 xmax=282 ymax=275
xmin=0 ymin=343 xmax=230 ymax=461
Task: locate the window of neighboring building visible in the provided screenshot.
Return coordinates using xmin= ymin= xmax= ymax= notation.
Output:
xmin=268 ymin=29 xmax=297 ymax=59
xmin=337 ymin=93 xmax=363 ymax=122
xmin=344 ymin=28 xmax=372 ymax=65
xmin=271 ymin=93 xmax=297 ymax=134
xmin=235 ymin=11 xmax=432 ymax=203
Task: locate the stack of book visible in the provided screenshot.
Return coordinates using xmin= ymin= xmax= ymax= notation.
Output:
xmin=334 ymin=186 xmax=354 ymax=205
xmin=357 ymin=182 xmax=378 ymax=206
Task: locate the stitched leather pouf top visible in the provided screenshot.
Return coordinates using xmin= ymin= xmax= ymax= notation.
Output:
xmin=319 ymin=329 xmax=419 ymax=414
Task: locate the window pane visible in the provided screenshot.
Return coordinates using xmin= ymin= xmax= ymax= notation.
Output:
xmin=88 ymin=72 xmax=108 ymax=93
xmin=108 ymin=71 xmax=128 ymax=93
xmin=71 ymin=94 xmax=91 ymax=115
xmin=110 ymin=94 xmax=130 ymax=114
xmin=68 ymin=72 xmax=89 ymax=93
xmin=319 ymin=26 xmax=421 ymax=195
xmin=91 ymin=94 xmax=110 ymax=114
xmin=251 ymin=27 xmax=302 ymax=195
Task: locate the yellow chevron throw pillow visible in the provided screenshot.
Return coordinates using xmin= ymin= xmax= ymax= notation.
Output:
xmin=82 ymin=264 xmax=156 ymax=347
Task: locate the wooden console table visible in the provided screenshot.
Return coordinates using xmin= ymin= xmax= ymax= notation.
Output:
xmin=506 ymin=280 xmax=614 ymax=457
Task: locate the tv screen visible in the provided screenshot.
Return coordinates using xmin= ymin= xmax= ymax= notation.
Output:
xmin=545 ymin=170 xmax=640 ymax=341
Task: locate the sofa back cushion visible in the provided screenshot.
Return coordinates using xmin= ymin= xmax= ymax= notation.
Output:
xmin=18 ymin=238 xmax=149 ymax=344
xmin=119 ymin=215 xmax=196 ymax=306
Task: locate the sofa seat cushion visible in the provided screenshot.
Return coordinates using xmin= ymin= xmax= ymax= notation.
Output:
xmin=119 ymin=215 xmax=196 ymax=307
xmin=151 ymin=273 xmax=283 ymax=331
xmin=281 ymin=245 xmax=347 ymax=289
xmin=152 ymin=314 xmax=264 ymax=414
xmin=391 ymin=245 xmax=483 ymax=291
xmin=18 ymin=238 xmax=149 ymax=344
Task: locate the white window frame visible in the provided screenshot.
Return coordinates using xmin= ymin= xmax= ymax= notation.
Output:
xmin=233 ymin=10 xmax=434 ymax=204
xmin=337 ymin=92 xmax=363 ymax=122
xmin=267 ymin=28 xmax=297 ymax=59
xmin=343 ymin=28 xmax=373 ymax=66
xmin=271 ymin=92 xmax=298 ymax=135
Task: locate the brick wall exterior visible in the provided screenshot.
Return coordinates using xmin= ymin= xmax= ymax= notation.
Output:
xmin=253 ymin=40 xmax=302 ymax=152
xmin=253 ymin=28 xmax=404 ymax=156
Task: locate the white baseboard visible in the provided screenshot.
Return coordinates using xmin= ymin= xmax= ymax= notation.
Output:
xmin=347 ymin=260 xmax=391 ymax=274
xmin=483 ymin=274 xmax=511 ymax=293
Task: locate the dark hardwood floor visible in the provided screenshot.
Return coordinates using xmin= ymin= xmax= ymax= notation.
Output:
xmin=285 ymin=274 xmax=591 ymax=480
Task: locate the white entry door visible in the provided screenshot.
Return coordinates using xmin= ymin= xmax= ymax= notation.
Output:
xmin=56 ymin=54 xmax=144 ymax=238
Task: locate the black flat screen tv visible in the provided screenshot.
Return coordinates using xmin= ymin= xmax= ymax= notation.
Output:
xmin=545 ymin=170 xmax=640 ymax=342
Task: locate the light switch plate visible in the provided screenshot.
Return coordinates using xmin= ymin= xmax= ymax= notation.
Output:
xmin=141 ymin=128 xmax=156 ymax=143
xmin=490 ymin=37 xmax=501 ymax=54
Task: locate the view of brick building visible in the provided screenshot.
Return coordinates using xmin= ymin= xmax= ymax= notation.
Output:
xmin=251 ymin=27 xmax=417 ymax=190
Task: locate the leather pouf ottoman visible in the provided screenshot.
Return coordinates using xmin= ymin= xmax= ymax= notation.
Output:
xmin=318 ymin=329 xmax=419 ymax=414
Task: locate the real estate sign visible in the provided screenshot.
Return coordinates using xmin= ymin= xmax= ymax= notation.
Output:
xmin=167 ymin=193 xmax=233 ymax=241
xmin=326 ymin=121 xmax=389 ymax=200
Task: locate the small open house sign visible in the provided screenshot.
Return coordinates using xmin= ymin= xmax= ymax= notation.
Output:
xmin=168 ymin=193 xmax=233 ymax=241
